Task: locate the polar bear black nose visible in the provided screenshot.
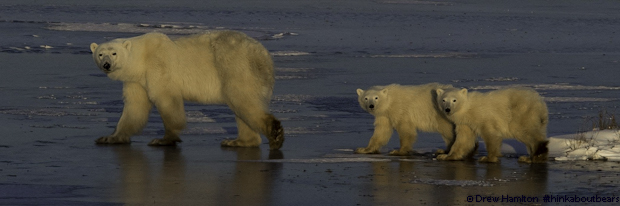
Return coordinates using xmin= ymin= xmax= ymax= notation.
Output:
xmin=369 ymin=105 xmax=374 ymax=109
xmin=103 ymin=62 xmax=111 ymax=70
xmin=445 ymin=108 xmax=451 ymax=113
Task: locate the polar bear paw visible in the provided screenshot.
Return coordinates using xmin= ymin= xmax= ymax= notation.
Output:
xmin=435 ymin=149 xmax=448 ymax=154
xmin=436 ymin=154 xmax=464 ymax=161
xmin=517 ymin=156 xmax=533 ymax=163
xmin=220 ymin=139 xmax=260 ymax=148
xmin=148 ymin=138 xmax=181 ymax=146
xmin=95 ymin=135 xmax=130 ymax=144
xmin=267 ymin=118 xmax=285 ymax=150
xmin=388 ymin=149 xmax=413 ymax=156
xmin=478 ymin=156 xmax=500 ymax=163
xmin=354 ymin=147 xmax=380 ymax=154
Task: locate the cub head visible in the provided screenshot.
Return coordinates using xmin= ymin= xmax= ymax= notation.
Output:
xmin=436 ymin=88 xmax=468 ymax=116
xmin=356 ymin=87 xmax=389 ymax=115
xmin=90 ymin=39 xmax=132 ymax=76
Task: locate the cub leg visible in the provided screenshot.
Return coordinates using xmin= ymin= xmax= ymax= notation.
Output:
xmin=355 ymin=116 xmax=393 ymax=154
xmin=437 ymin=125 xmax=477 ymax=161
xmin=478 ymin=132 xmax=503 ymax=163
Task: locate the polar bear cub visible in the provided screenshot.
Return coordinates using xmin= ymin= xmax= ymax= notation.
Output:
xmin=355 ymin=83 xmax=475 ymax=157
xmin=89 ymin=31 xmax=284 ymax=150
xmin=436 ymin=87 xmax=549 ymax=163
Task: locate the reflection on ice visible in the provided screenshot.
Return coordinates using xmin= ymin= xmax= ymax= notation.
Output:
xmin=410 ymin=179 xmax=494 ymax=187
xmin=245 ymin=157 xmax=390 ymax=163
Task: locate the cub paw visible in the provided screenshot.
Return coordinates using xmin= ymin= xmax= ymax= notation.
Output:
xmin=436 ymin=154 xmax=465 ymax=161
xmin=435 ymin=149 xmax=448 ymax=154
xmin=388 ymin=149 xmax=413 ymax=156
xmin=354 ymin=147 xmax=380 ymax=154
xmin=95 ymin=135 xmax=130 ymax=144
xmin=518 ymin=155 xmax=547 ymax=163
xmin=478 ymin=156 xmax=500 ymax=163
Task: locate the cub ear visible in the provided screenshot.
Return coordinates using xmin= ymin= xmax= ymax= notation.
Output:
xmin=356 ymin=89 xmax=364 ymax=96
xmin=123 ymin=40 xmax=132 ymax=51
xmin=436 ymin=89 xmax=444 ymax=96
xmin=459 ymin=88 xmax=468 ymax=96
xmin=380 ymin=88 xmax=388 ymax=95
xmin=90 ymin=43 xmax=98 ymax=53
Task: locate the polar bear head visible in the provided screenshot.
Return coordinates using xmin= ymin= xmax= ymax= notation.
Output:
xmin=436 ymin=88 xmax=468 ymax=116
xmin=356 ymin=86 xmax=389 ymax=115
xmin=90 ymin=39 xmax=132 ymax=76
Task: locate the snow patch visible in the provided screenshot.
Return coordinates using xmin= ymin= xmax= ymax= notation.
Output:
xmin=548 ymin=130 xmax=620 ymax=161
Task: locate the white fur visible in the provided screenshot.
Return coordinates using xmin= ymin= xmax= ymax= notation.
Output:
xmin=355 ymin=83 xmax=472 ymax=156
xmin=436 ymin=87 xmax=549 ymax=163
xmin=90 ymin=31 xmax=284 ymax=149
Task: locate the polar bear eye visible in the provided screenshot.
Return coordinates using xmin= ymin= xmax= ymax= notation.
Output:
xmin=453 ymin=99 xmax=457 ymax=102
xmin=112 ymin=53 xmax=117 ymax=55
xmin=364 ymin=98 xmax=368 ymax=100
xmin=98 ymin=54 xmax=102 ymax=56
xmin=374 ymin=97 xmax=378 ymax=100
xmin=442 ymin=100 xmax=446 ymax=102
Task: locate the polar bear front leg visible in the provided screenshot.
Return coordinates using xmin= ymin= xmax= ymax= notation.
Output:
xmin=221 ymin=117 xmax=262 ymax=147
xmin=388 ymin=124 xmax=416 ymax=156
xmin=437 ymin=125 xmax=477 ymax=161
xmin=355 ymin=116 xmax=393 ymax=154
xmin=148 ymin=96 xmax=185 ymax=146
xmin=96 ymin=82 xmax=152 ymax=144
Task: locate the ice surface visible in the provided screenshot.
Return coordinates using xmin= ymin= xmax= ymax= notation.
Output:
xmin=2 ymin=0 xmax=620 ymax=204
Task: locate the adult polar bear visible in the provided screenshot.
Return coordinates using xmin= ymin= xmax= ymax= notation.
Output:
xmin=89 ymin=31 xmax=284 ymax=150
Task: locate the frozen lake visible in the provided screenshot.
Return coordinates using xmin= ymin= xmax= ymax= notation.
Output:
xmin=2 ymin=0 xmax=620 ymax=205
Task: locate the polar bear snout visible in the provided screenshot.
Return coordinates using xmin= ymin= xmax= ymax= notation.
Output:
xmin=103 ymin=62 xmax=111 ymax=70
xmin=369 ymin=104 xmax=375 ymax=109
xmin=444 ymin=108 xmax=451 ymax=114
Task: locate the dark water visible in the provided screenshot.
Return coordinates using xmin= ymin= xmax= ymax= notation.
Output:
xmin=2 ymin=0 xmax=620 ymax=205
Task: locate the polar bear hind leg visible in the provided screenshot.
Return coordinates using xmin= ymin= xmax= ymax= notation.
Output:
xmin=221 ymin=106 xmax=284 ymax=150
xmin=221 ymin=117 xmax=262 ymax=147
xmin=478 ymin=132 xmax=503 ymax=163
xmin=221 ymin=86 xmax=284 ymax=150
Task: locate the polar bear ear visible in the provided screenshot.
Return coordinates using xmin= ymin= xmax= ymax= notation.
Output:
xmin=436 ymin=89 xmax=444 ymax=96
xmin=90 ymin=43 xmax=98 ymax=53
xmin=459 ymin=88 xmax=468 ymax=96
xmin=356 ymin=89 xmax=364 ymax=96
xmin=380 ymin=88 xmax=388 ymax=95
xmin=122 ymin=40 xmax=132 ymax=51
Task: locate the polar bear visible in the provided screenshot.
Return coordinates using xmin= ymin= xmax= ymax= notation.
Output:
xmin=435 ymin=87 xmax=549 ymax=163
xmin=89 ymin=31 xmax=284 ymax=150
xmin=355 ymin=83 xmax=476 ymax=158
